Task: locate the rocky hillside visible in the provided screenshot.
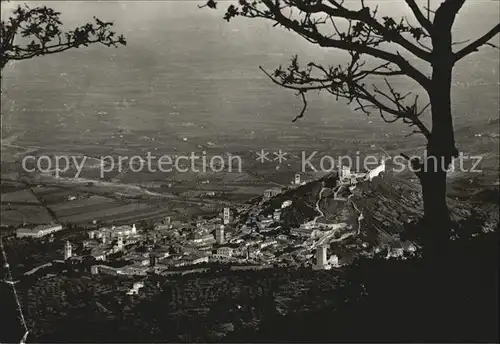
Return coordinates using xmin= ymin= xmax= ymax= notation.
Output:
xmin=239 ymin=167 xmax=493 ymax=248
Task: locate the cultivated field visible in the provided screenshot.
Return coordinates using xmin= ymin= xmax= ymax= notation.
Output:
xmin=1 ymin=204 xmax=53 ymax=225
xmin=1 ymin=188 xmax=40 ymax=204
xmin=57 ymin=203 xmax=153 ymax=224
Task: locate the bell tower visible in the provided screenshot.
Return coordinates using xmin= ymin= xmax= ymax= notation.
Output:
xmin=64 ymin=241 xmax=72 ymax=260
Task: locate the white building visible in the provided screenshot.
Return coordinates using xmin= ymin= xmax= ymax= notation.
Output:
xmin=91 ymin=265 xmax=100 ymax=275
xmin=216 ymin=246 xmax=233 ymax=258
xmin=339 ymin=166 xmax=366 ymax=185
xmin=117 ymin=236 xmax=124 ymax=250
xmin=127 ymin=281 xmax=145 ymax=295
xmin=277 ymin=234 xmax=289 ymax=241
xmin=366 ymin=158 xmax=386 ymax=181
xmin=297 ymin=221 xmax=318 ymax=231
xmin=263 ymin=188 xmax=281 ymax=200
xmin=117 ymin=265 xmax=148 ymax=276
xmin=291 ymin=225 xmax=315 ymax=238
xmin=407 ymin=243 xmax=417 ymax=253
xmin=64 ymin=241 xmax=72 ymax=260
xmin=339 ymin=166 xmax=352 ymax=181
xmin=292 ymin=173 xmax=301 ymax=185
xmin=316 ymin=245 xmax=327 ymax=268
xmin=155 ymin=223 xmax=173 ymax=231
xmin=328 ymin=254 xmax=340 ymax=267
xmin=386 ymin=247 xmax=405 ymax=259
xmin=175 ymin=255 xmax=209 ymax=266
xmin=215 ymin=226 xmax=225 ymax=245
xmin=192 ymin=233 xmax=216 ymax=246
xmin=98 ymin=224 xmax=137 ymax=239
xmin=90 ymin=264 xmax=117 ymax=275
xmin=223 ymin=208 xmax=231 ymax=225
xmin=164 ymin=216 xmax=171 ymax=225
xmin=16 ymin=224 xmax=63 ymax=238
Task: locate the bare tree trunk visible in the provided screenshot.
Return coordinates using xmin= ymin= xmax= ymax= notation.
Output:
xmin=412 ymin=8 xmax=461 ymax=244
xmin=418 ymin=46 xmax=457 ymax=242
xmin=419 ymin=158 xmax=451 ymax=226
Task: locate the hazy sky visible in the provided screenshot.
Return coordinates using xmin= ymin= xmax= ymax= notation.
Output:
xmin=1 ymin=0 xmax=498 ymax=144
xmin=2 ymin=1 xmax=499 ymax=25
xmin=2 ymin=1 xmax=498 ymax=46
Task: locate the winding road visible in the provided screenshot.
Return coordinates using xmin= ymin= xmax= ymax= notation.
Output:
xmin=313 ymin=182 xmax=328 ymax=223
xmin=305 ymin=179 xmax=365 ymax=251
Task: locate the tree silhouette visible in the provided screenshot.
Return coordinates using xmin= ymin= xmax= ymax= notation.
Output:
xmin=205 ymin=0 xmax=499 ymax=241
xmin=0 ymin=0 xmax=126 ymax=70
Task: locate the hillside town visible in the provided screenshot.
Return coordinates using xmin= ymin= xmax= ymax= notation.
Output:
xmin=10 ymin=165 xmax=417 ymax=288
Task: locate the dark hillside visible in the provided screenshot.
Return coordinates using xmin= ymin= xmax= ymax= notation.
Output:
xmin=228 ymin=229 xmax=499 ymax=342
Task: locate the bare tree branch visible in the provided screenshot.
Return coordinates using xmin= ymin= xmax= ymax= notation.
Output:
xmin=204 ymin=0 xmax=485 ymax=146
xmin=404 ymin=0 xmax=433 ymax=33
xmin=454 ymin=23 xmax=500 ymax=62
xmin=291 ymin=0 xmax=432 ymax=62
xmin=452 ymin=39 xmax=470 ymax=46
xmin=292 ymin=91 xmax=308 ymax=122
xmin=258 ymin=55 xmax=431 ymax=139
xmin=433 ymin=0 xmax=467 ymax=32
xmin=260 ymin=0 xmax=431 ymax=90
xmin=0 ymin=4 xmax=126 ymax=69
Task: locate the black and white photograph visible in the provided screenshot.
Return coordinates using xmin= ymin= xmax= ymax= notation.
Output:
xmin=1 ymin=0 xmax=499 ymax=342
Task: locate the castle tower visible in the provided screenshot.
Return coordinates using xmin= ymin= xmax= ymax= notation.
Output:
xmin=216 ymin=225 xmax=225 ymax=245
xmin=263 ymin=189 xmax=271 ymax=200
xmin=131 ymin=224 xmax=137 ymax=234
xmin=316 ymin=245 xmax=327 ymax=267
xmin=223 ymin=207 xmax=230 ymax=225
xmin=340 ymin=166 xmax=351 ymax=180
xmin=294 ymin=173 xmax=301 ymax=185
xmin=117 ymin=236 xmax=124 ymax=250
xmin=64 ymin=241 xmax=72 ymax=260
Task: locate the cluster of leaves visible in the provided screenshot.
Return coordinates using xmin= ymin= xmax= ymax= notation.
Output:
xmin=381 ymin=16 xmax=426 ymax=41
xmin=0 ymin=3 xmax=126 ymax=69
